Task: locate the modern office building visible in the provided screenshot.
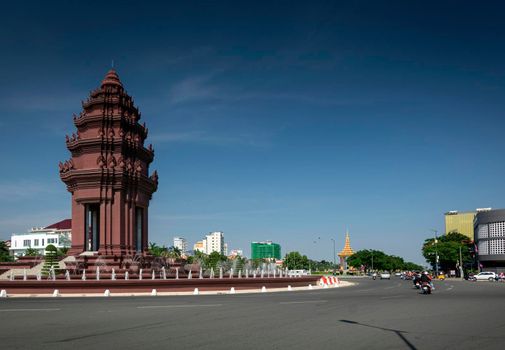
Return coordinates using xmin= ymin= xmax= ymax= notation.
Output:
xmin=173 ymin=237 xmax=188 ymax=253
xmin=474 ymin=209 xmax=505 ymax=273
xmin=9 ymin=219 xmax=72 ymax=257
xmin=194 ymin=231 xmax=225 ymax=255
xmin=445 ymin=208 xmax=491 ymax=240
xmin=251 ymin=241 xmax=281 ymax=260
xmin=445 ymin=211 xmax=477 ymax=239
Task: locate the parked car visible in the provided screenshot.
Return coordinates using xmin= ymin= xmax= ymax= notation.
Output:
xmin=380 ymin=271 xmax=391 ymax=280
xmin=470 ymin=271 xmax=497 ymax=281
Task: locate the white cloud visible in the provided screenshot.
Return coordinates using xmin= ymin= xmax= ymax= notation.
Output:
xmin=167 ymin=73 xmax=224 ymax=104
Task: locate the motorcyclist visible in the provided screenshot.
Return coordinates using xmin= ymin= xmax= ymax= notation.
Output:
xmin=420 ymin=271 xmax=434 ymax=290
xmin=413 ymin=272 xmax=421 ymax=287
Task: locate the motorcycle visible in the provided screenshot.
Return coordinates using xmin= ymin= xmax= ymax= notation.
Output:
xmin=413 ymin=276 xmax=421 ymax=289
xmin=421 ymin=282 xmax=432 ymax=294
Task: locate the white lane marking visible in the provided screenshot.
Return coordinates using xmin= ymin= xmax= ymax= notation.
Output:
xmin=280 ymin=300 xmax=328 ymax=304
xmin=0 ymin=308 xmax=60 ymax=312
xmin=446 ymin=285 xmax=454 ymax=291
xmin=137 ymin=304 xmax=222 ymax=309
xmin=384 ymin=286 xmax=397 ymax=290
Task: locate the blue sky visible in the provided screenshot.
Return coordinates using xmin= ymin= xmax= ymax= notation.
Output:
xmin=1 ymin=1 xmax=505 ymax=264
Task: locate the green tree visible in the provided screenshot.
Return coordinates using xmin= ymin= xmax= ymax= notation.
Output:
xmin=309 ymin=259 xmax=337 ymax=273
xmin=347 ymin=249 xmax=421 ymax=272
xmin=422 ymin=231 xmax=472 ymax=272
xmin=205 ymin=251 xmax=227 ymax=270
xmin=58 ymin=247 xmax=69 ymax=256
xmin=163 ymin=246 xmax=182 ymax=260
xmin=282 ymin=251 xmax=309 ymax=270
xmin=0 ymin=241 xmax=13 ymax=262
xmin=250 ymin=258 xmax=268 ymax=269
xmin=24 ymin=248 xmax=41 ymax=257
xmin=42 ymin=244 xmax=59 ymax=276
xmin=148 ymin=242 xmax=168 ymax=257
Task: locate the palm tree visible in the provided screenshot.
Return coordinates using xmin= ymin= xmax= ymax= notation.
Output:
xmin=148 ymin=242 xmax=168 ymax=257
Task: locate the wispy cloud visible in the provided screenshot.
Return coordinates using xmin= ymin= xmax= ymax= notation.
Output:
xmin=0 ymin=92 xmax=82 ymax=112
xmin=0 ymin=209 xmax=69 ymax=238
xmin=0 ymin=181 xmax=60 ymax=201
xmin=167 ymin=72 xmax=225 ymax=104
xmin=167 ymin=72 xmax=382 ymax=107
xmin=150 ymin=130 xmax=269 ymax=147
xmin=152 ymin=209 xmax=277 ymax=222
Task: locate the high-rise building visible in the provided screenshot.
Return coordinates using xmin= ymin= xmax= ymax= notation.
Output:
xmin=445 ymin=208 xmax=491 ymax=240
xmin=194 ymin=231 xmax=225 ymax=255
xmin=173 ymin=237 xmax=187 ymax=253
xmin=251 ymin=241 xmax=281 ymax=260
xmin=205 ymin=231 xmax=225 ymax=255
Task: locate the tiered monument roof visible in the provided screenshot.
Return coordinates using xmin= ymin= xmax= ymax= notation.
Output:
xmin=338 ymin=232 xmax=354 ymax=258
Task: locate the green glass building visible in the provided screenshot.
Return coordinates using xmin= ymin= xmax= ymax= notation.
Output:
xmin=251 ymin=241 xmax=281 ymax=260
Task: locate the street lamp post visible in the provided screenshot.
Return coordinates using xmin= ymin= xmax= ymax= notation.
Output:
xmin=311 ymin=236 xmax=321 ymax=274
xmin=431 ymin=229 xmax=439 ymax=276
xmin=330 ymin=238 xmax=336 ymax=276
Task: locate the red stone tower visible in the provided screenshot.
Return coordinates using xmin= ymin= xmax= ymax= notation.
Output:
xmin=60 ymin=69 xmax=158 ymax=257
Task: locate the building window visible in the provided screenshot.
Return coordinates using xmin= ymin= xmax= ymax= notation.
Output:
xmin=34 ymin=239 xmax=39 ymax=246
xmin=47 ymin=238 xmax=58 ymax=244
xmin=23 ymin=240 xmax=31 ymax=247
xmin=42 ymin=239 xmax=44 ymax=246
xmin=478 ymin=224 xmax=489 ymax=239
xmin=478 ymin=241 xmax=489 ymax=255
xmin=135 ymin=207 xmax=144 ymax=252
xmin=85 ymin=204 xmax=100 ymax=251
xmin=489 ymin=222 xmax=505 ymax=238
xmin=489 ymin=239 xmax=505 ymax=255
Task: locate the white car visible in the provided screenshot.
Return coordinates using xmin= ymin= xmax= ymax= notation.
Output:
xmin=380 ymin=272 xmax=391 ymax=280
xmin=472 ymin=272 xmax=497 ymax=281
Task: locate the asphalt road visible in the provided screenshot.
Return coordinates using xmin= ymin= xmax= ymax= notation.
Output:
xmin=1 ymin=278 xmax=504 ymax=350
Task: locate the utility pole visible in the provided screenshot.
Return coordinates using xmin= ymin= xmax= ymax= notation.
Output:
xmin=459 ymin=245 xmax=464 ymax=280
xmin=330 ymin=238 xmax=336 ymax=276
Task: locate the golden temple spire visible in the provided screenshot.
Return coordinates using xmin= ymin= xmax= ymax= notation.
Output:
xmin=338 ymin=231 xmax=354 ymax=257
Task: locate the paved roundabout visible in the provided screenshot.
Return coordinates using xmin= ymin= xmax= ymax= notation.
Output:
xmin=1 ymin=277 xmax=504 ymax=349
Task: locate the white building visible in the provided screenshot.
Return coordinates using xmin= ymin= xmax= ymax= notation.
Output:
xmin=173 ymin=237 xmax=188 ymax=253
xmin=228 ymin=249 xmax=243 ymax=258
xmin=194 ymin=231 xmax=225 ymax=255
xmin=9 ymin=219 xmax=72 ymax=257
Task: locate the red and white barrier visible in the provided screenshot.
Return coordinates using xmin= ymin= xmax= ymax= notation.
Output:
xmin=319 ymin=275 xmax=340 ymax=287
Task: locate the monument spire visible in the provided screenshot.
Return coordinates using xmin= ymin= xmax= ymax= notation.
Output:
xmin=338 ymin=231 xmax=354 ymax=272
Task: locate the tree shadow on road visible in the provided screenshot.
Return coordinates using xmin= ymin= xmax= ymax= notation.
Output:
xmin=339 ymin=319 xmax=417 ymax=350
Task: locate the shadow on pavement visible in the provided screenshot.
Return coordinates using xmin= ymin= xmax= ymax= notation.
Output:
xmin=339 ymin=319 xmax=417 ymax=350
